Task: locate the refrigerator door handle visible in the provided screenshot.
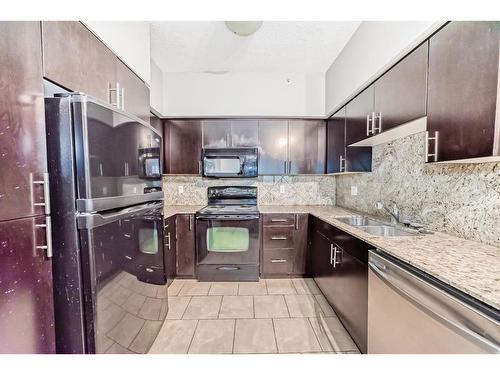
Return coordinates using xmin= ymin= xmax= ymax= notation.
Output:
xmin=77 ymin=202 xmax=163 ymax=229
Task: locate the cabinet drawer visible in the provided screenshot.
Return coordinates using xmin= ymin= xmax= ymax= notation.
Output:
xmin=262 ymin=249 xmax=294 ymax=275
xmin=263 ymin=227 xmax=295 ymax=249
xmin=263 ymin=214 xmax=296 ymax=226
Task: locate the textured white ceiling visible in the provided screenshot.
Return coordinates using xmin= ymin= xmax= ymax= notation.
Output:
xmin=151 ymin=21 xmax=360 ymax=74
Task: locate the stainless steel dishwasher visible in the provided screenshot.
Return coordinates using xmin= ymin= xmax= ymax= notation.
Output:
xmin=368 ymin=250 xmax=500 ymax=354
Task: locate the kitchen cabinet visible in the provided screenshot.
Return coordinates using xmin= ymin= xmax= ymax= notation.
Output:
xmin=202 ymin=120 xmax=232 ymax=148
xmin=116 ymin=58 xmax=150 ymax=123
xmin=150 ymin=113 xmax=163 ymax=134
xmin=0 ymin=216 xmax=56 ymax=353
xmin=231 ymin=120 xmax=259 ymax=147
xmin=164 ymin=119 xmax=202 ymax=174
xmin=327 ymin=108 xmax=372 ymax=173
xmin=42 ymin=21 xmax=117 ymax=104
xmin=345 ymin=86 xmax=374 ymax=145
xmin=175 ymin=214 xmax=196 ymax=278
xmin=288 ymin=120 xmax=326 ymax=174
xmin=427 ymin=21 xmax=500 ymax=162
xmin=309 ymin=216 xmax=371 ymax=353
xmin=261 ymin=213 xmax=308 ymax=277
xmin=0 ymin=22 xmax=49 ymax=222
xmin=373 ymin=42 xmax=428 ymax=133
xmin=258 ymin=120 xmax=289 ymax=175
xmin=164 ymin=215 xmax=177 ymax=285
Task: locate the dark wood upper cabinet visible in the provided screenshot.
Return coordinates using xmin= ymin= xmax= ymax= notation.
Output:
xmin=175 ymin=214 xmax=196 ymax=278
xmin=345 ymin=86 xmax=375 ymax=145
xmin=0 ymin=22 xmax=48 ymax=222
xmin=202 ymin=119 xmax=231 ymax=148
xmin=427 ymin=21 xmax=500 ymax=162
xmin=231 ymin=120 xmax=259 ymax=147
xmin=116 ymin=58 xmax=150 ymax=123
xmin=42 ymin=21 xmax=116 ymax=103
xmin=164 ymin=119 xmax=202 ymax=174
xmin=258 ymin=120 xmax=288 ymax=175
xmin=0 ymin=216 xmax=56 ymax=353
xmin=288 ymin=120 xmax=326 ymax=174
xmin=149 ymin=113 xmax=163 ymax=134
xmin=327 ymin=108 xmax=346 ymax=173
xmin=374 ymin=42 xmax=428 ymax=132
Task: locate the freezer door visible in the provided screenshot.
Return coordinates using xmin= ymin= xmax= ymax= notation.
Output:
xmin=368 ymin=250 xmax=500 ymax=354
xmin=77 ymin=202 xmax=166 ymax=353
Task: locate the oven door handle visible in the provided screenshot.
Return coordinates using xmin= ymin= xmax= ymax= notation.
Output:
xmin=195 ymin=215 xmax=260 ymax=221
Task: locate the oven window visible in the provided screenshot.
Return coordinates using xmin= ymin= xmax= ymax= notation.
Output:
xmin=207 ymin=227 xmax=249 ymax=252
xmin=204 ymin=157 xmax=241 ymax=174
xmin=139 ymin=227 xmax=159 ymax=254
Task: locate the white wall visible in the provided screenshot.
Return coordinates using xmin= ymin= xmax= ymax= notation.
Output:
xmin=150 ymin=59 xmax=164 ymax=114
xmin=162 ymin=72 xmax=325 ymax=118
xmin=83 ymin=21 xmax=151 ymax=86
xmin=325 ymin=21 xmax=445 ymax=116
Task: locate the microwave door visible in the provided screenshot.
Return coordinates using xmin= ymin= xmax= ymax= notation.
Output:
xmin=204 ymin=156 xmax=243 ymax=177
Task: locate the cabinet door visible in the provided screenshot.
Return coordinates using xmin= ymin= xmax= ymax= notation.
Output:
xmin=231 ymin=120 xmax=259 ymax=147
xmin=42 ymin=21 xmax=116 ymax=103
xmin=310 ymin=230 xmax=333 ymax=295
xmin=427 ymin=21 xmax=500 ymax=162
xmin=0 ymin=22 xmax=48 ymax=222
xmin=202 ymin=119 xmax=231 ymax=148
xmin=0 ymin=216 xmax=56 ymax=353
xmin=116 ymin=58 xmax=150 ymax=123
xmin=164 ymin=215 xmax=177 ymax=285
xmin=326 ymin=108 xmax=346 ymax=173
xmin=345 ymin=86 xmax=374 ymax=145
xmin=150 ymin=113 xmax=163 ymax=134
xmin=374 ymin=42 xmax=428 ymax=132
xmin=258 ymin=120 xmax=288 ymax=175
xmin=175 ymin=214 xmax=196 ymax=278
xmin=288 ymin=120 xmax=326 ymax=174
xmin=292 ymin=214 xmax=309 ymax=275
xmin=165 ymin=120 xmax=202 ymax=174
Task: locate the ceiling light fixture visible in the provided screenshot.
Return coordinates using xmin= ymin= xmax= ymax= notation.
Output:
xmin=224 ymin=21 xmax=263 ymax=36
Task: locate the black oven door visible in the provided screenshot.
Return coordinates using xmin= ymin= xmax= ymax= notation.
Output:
xmin=196 ymin=215 xmax=260 ymax=281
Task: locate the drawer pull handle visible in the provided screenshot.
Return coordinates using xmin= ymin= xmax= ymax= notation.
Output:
xmin=125 ymin=255 xmax=132 ymax=260
xmin=145 ymin=267 xmax=154 ymax=273
xmin=271 ymin=237 xmax=287 ymax=240
xmin=271 ymin=219 xmax=288 ymax=222
xmin=271 ymin=259 xmax=287 ymax=263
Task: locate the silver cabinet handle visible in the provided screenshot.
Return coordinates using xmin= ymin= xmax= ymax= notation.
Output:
xmin=199 ymin=160 xmax=202 ymax=175
xmin=283 ymin=161 xmax=287 ymax=175
xmin=271 ymin=236 xmax=287 ymax=240
xmin=226 ymin=133 xmax=230 ymax=147
xmin=271 ymin=219 xmax=287 ymax=222
xmin=108 ymin=82 xmax=120 ymax=107
xmin=378 ymin=112 xmax=382 ymax=133
xmin=339 ymin=155 xmax=345 ymax=172
xmin=330 ymin=244 xmax=342 ymax=267
xmin=288 ymin=161 xmax=292 ymax=174
xmin=35 ymin=216 xmax=52 ymax=258
xmin=145 ymin=267 xmax=154 ymax=273
xmin=31 ymin=172 xmax=51 ymax=215
xmin=165 ymin=232 xmax=171 ymax=249
xmin=372 ymin=112 xmax=382 ymax=133
xmin=366 ymin=114 xmax=372 ymax=136
xmin=426 ymin=131 xmax=439 ymax=162
xmin=271 ymin=259 xmax=287 ymax=263
xmin=189 ymin=215 xmax=193 ymax=231
xmin=120 ymin=87 xmax=125 ymax=110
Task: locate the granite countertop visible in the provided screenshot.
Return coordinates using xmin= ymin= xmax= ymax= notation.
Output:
xmin=260 ymin=205 xmax=500 ymax=311
xmin=163 ymin=204 xmax=500 ymax=310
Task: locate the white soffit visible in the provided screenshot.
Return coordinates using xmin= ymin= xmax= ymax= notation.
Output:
xmin=150 ymin=21 xmax=361 ymax=73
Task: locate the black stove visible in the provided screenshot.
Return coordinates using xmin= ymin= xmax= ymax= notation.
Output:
xmin=195 ymin=186 xmax=260 ymax=282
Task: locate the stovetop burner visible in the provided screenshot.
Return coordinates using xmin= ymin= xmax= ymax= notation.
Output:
xmin=196 ymin=186 xmax=259 ymax=217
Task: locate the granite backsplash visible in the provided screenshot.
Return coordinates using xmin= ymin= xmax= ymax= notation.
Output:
xmin=163 ymin=175 xmax=335 ymax=206
xmin=336 ymin=132 xmax=500 ymax=247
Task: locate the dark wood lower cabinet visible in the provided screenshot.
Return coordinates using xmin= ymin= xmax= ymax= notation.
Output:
xmin=175 ymin=214 xmax=196 ymax=278
xmin=309 ymin=216 xmax=372 ymax=353
xmin=164 ymin=215 xmax=177 ymax=285
xmin=261 ymin=213 xmax=308 ymax=277
xmin=0 ymin=216 xmax=56 ymax=353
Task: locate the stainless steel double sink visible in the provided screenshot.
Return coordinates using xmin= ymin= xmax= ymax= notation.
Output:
xmin=336 ymin=216 xmax=417 ymax=237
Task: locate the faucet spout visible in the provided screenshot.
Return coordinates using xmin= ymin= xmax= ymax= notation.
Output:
xmin=376 ymin=201 xmax=400 ymax=224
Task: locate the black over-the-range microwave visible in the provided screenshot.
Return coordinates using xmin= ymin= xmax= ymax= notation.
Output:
xmin=202 ymin=148 xmax=258 ymax=178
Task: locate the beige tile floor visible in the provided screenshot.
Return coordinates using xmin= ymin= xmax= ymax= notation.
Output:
xmin=148 ymin=278 xmax=360 ymax=354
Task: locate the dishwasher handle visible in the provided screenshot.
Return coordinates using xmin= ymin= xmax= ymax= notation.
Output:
xmin=368 ymin=251 xmax=500 ymax=353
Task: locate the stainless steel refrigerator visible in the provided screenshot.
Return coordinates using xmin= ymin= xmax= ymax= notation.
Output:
xmin=45 ymin=93 xmax=166 ymax=353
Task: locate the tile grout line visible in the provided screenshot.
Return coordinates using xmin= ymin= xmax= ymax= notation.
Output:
xmin=307 ymin=316 xmax=326 ymax=353
xmin=186 ymin=319 xmax=200 ymax=354
xmin=282 ymin=294 xmax=292 ymax=318
xmin=271 ymin=318 xmax=279 ymax=354
xmin=231 ymin=319 xmax=236 ymax=354
xmin=179 ymin=296 xmax=192 ymax=320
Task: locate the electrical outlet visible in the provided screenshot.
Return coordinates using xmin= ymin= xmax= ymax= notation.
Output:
xmin=351 ymin=185 xmax=358 ymax=196
xmin=280 ymin=185 xmax=286 ymax=194
xmin=178 ymin=185 xmax=184 ymax=194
